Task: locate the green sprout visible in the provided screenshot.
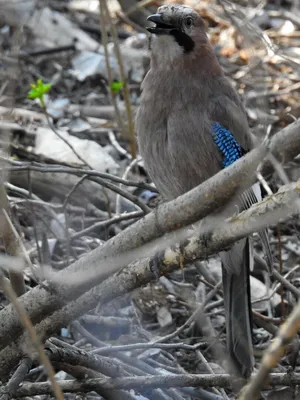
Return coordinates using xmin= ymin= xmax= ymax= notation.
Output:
xmin=110 ymin=80 xmax=123 ymax=94
xmin=27 ymin=78 xmax=52 ymax=108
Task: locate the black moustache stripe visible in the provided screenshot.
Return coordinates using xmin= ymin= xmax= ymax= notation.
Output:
xmin=170 ymin=30 xmax=195 ymax=53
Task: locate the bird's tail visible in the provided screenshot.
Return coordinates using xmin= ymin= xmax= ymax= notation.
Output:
xmin=221 ymin=238 xmax=254 ymax=378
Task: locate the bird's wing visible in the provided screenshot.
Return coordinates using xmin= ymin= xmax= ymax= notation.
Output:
xmin=209 ymin=97 xmax=273 ymax=269
xmin=208 ymin=95 xmax=254 ymax=152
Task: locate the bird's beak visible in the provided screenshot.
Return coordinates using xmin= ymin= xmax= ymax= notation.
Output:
xmin=147 ymin=14 xmax=176 ymax=34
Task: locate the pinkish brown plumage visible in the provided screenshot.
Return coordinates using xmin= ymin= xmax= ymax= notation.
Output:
xmin=136 ymin=4 xmax=272 ymax=378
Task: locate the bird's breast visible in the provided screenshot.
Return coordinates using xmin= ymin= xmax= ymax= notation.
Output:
xmin=136 ymin=71 xmax=223 ymax=200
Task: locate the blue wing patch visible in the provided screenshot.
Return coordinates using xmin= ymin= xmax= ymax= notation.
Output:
xmin=211 ymin=122 xmax=245 ymax=168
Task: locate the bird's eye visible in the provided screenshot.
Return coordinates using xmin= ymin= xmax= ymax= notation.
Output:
xmin=185 ymin=17 xmax=193 ymax=28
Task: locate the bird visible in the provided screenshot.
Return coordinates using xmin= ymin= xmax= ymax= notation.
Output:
xmin=136 ymin=4 xmax=272 ymax=378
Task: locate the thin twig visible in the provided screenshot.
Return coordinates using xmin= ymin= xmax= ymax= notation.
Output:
xmin=13 ymin=372 xmax=300 ymax=396
xmin=102 ymin=0 xmax=136 ymax=158
xmin=6 ymin=162 xmax=151 ymax=213
xmin=43 ymin=110 xmax=92 ymax=170
xmin=153 ymin=282 xmax=222 ymax=344
xmin=91 ymin=341 xmax=206 ymax=355
xmin=108 ymin=130 xmax=132 ymax=160
xmin=70 ymin=211 xmax=143 ymax=241
xmin=240 ymin=300 xmax=300 ymax=399
xmin=272 ymin=268 xmax=300 ymax=300
xmin=63 ymin=175 xmax=88 ymax=210
xmin=116 ymin=157 xmax=140 ymax=215
xmin=1 ymin=209 xmax=34 ymax=274
xmin=3 ymin=160 xmax=157 ymax=192
xmin=0 ymin=269 xmax=63 ymax=400
xmin=98 ymin=0 xmax=126 ymax=137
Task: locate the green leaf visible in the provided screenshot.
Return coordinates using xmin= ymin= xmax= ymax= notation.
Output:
xmin=110 ymin=80 xmax=123 ymax=94
xmin=27 ymin=78 xmax=52 ymax=100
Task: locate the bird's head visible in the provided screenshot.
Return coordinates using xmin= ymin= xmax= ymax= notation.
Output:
xmin=147 ymin=4 xmax=208 ymax=64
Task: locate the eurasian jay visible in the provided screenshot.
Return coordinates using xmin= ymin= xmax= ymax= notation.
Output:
xmin=136 ymin=4 xmax=272 ymax=378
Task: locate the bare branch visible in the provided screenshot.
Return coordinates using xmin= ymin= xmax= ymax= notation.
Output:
xmin=0 ymin=271 xmax=63 ymax=399
xmin=11 ymin=373 xmax=300 ymax=397
xmin=240 ymin=300 xmax=300 ymax=400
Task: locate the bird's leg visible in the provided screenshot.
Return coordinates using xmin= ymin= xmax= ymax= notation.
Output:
xmin=195 ymin=219 xmax=213 ymax=260
xmin=149 ymin=248 xmax=164 ymax=280
xmin=178 ymin=240 xmax=186 ymax=282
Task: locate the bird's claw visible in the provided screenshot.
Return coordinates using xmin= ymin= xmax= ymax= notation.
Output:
xmin=150 ymin=252 xmax=162 ymax=280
